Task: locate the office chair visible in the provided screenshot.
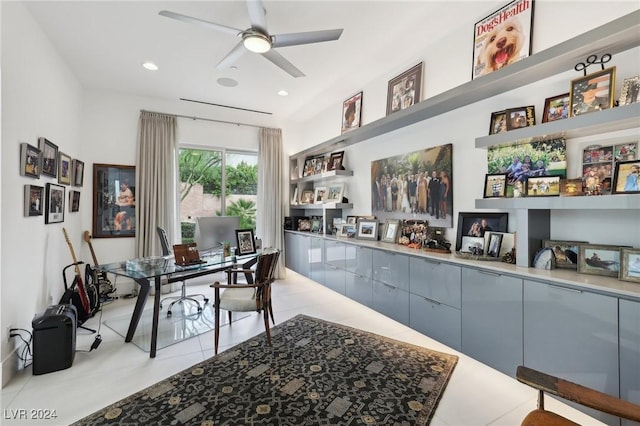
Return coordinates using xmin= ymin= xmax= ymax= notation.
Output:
xmin=157 ymin=226 xmax=209 ymax=317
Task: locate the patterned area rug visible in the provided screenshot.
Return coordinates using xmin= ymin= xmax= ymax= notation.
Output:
xmin=73 ymin=314 xmax=458 ymax=425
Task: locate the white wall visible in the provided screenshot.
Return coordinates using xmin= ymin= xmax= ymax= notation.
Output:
xmin=284 ymin=2 xmax=640 ymax=246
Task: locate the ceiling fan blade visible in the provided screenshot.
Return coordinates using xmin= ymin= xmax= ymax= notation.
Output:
xmin=262 ymin=49 xmax=305 ymax=78
xmin=246 ymin=0 xmax=268 ymax=34
xmin=272 ymin=29 xmax=343 ymax=48
xmin=217 ymin=41 xmax=248 ymax=69
xmin=159 ymin=10 xmax=242 ymax=37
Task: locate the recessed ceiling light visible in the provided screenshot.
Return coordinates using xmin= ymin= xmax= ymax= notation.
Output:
xmin=142 ymin=62 xmax=158 ymax=71
xmin=277 ymin=90 xmax=289 ymax=96
xmin=217 ymin=77 xmax=239 ymax=87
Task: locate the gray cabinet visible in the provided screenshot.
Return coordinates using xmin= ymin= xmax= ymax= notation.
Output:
xmin=409 ymin=293 xmax=461 ymax=350
xmin=372 ymin=249 xmax=409 ymax=290
xmin=284 ymin=232 xmax=310 ymax=277
xmin=523 ymin=279 xmax=619 ymax=425
xmin=372 ymin=280 xmax=409 ymax=326
xmin=309 ymin=235 xmax=325 ymax=285
xmin=461 ymin=268 xmax=523 ymax=376
xmin=345 ymin=272 xmax=372 ymax=308
xmin=620 ymin=298 xmax=640 ymax=426
xmin=345 ymin=245 xmax=373 ymax=307
xmin=345 ymin=244 xmax=372 ymax=278
xmin=323 ymin=239 xmax=346 ymax=294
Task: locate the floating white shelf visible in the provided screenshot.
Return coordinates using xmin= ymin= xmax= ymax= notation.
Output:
xmin=475 ymin=194 xmax=640 ymax=210
xmin=290 ymin=169 xmax=353 ymax=184
xmin=290 ymin=203 xmax=354 ymax=210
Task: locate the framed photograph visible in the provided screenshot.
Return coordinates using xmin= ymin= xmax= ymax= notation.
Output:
xmin=313 ymin=186 xmax=327 ymax=204
xmin=326 ymin=183 xmax=345 ymax=203
xmin=310 ymin=216 xmax=322 ymax=233
xmin=560 ymin=178 xmax=584 ymax=197
xmin=297 ymin=218 xmax=311 ymax=232
xmin=386 ymin=62 xmax=423 ymax=115
xmin=525 ymin=175 xmax=560 ymax=197
xmin=486 ymin=233 xmax=503 ymax=257
xmin=569 ymin=66 xmax=616 ymax=117
xmin=542 ymin=93 xmax=570 ymax=123
xmin=39 ymin=137 xmax=58 ymax=178
xmin=460 ymin=236 xmax=485 ymax=255
xmin=472 ymin=0 xmax=534 ymax=80
xmin=505 ymin=105 xmax=535 ymax=130
xmin=456 ymin=212 xmax=508 ymax=252
xmin=69 ymin=190 xmax=81 ymax=213
xmin=356 ymin=219 xmax=378 ymax=241
xmin=327 ymin=151 xmax=345 ymax=172
xmin=315 ymin=155 xmax=327 ymax=175
xmin=381 ymin=219 xmax=400 ymax=243
xmin=578 ymin=243 xmax=623 ymax=278
xmin=341 ymin=92 xmax=362 ymax=134
xmin=302 ymin=157 xmax=316 ymax=177
xmin=24 ymin=185 xmax=44 ymax=217
xmin=20 ymin=143 xmax=42 ymax=178
xmin=612 ymin=159 xmax=640 ymax=194
xmin=618 ymin=76 xmax=640 ymax=106
xmin=338 ymin=223 xmax=356 ymax=238
xmin=489 ymin=110 xmax=507 ymax=135
xmin=484 ymin=231 xmax=515 ymax=257
xmin=484 ymin=173 xmax=508 ymax=198
xmin=58 ymin=152 xmax=72 ymax=185
xmin=291 ymin=187 xmax=298 ymax=205
xmin=300 ymin=189 xmax=314 ymax=205
xmin=93 ymin=163 xmax=135 ymax=238
xmin=399 ymin=219 xmax=428 ymax=246
xmin=235 ymin=229 xmax=256 ymax=255
xmin=45 ymin=183 xmax=65 ymax=224
xmin=614 ymin=142 xmax=637 ymax=162
xmin=543 ymin=240 xmax=586 ymax=270
xmin=619 ymin=248 xmax=640 ymax=283
xmin=346 ymin=216 xmax=357 ymax=225
xmin=72 ymin=159 xmax=85 ymax=187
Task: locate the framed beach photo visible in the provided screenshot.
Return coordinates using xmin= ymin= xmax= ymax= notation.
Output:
xmin=620 ymin=248 xmax=640 ymax=283
xmin=24 ymin=185 xmax=44 ymax=217
xmin=569 ymin=67 xmax=616 ymax=117
xmin=356 ymin=219 xmax=378 ymax=241
xmin=235 ymin=229 xmax=256 ymax=255
xmin=20 ymin=143 xmax=42 ymax=178
xmin=578 ymin=243 xmax=624 ymax=278
xmin=39 ymin=137 xmax=58 ymax=178
xmin=58 ymin=152 xmax=72 ymax=185
xmin=489 ymin=110 xmax=507 ymax=135
xmin=456 ymin=212 xmax=508 ymax=252
xmin=612 ymin=159 xmax=640 ymax=194
xmin=313 ymin=186 xmax=327 ymax=204
xmin=327 ymin=151 xmax=345 ymax=172
xmin=472 ymin=0 xmax=534 ymax=80
xmin=618 ymin=75 xmax=640 ymax=106
xmin=505 ymin=105 xmax=535 ymax=130
xmin=386 ymin=62 xmax=423 ymax=115
xmin=341 ymin=92 xmax=362 ymax=134
xmin=381 ymin=219 xmax=400 ymax=243
xmin=484 ymin=173 xmax=508 ymax=198
xmin=326 ymin=183 xmax=345 ymax=203
xmin=542 ymin=93 xmax=570 ymax=123
xmin=542 ymin=240 xmax=586 ymax=269
xmin=338 ymin=223 xmax=357 ymax=239
xmin=525 ymin=176 xmax=560 ymax=197
xmin=45 ymin=183 xmax=65 ymax=224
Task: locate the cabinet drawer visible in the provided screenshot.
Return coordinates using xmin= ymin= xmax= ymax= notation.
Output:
xmin=324 ymin=264 xmax=346 ymax=295
xmin=324 ymin=239 xmax=346 ymax=270
xmin=409 ymin=293 xmax=461 ymax=351
xmin=345 ymin=271 xmax=372 ymax=308
xmin=372 ymin=280 xmax=409 ymax=325
xmin=345 ymin=245 xmax=372 ymax=278
xmin=372 ymin=249 xmax=409 ymax=291
xmin=409 ymin=257 xmax=461 ymax=308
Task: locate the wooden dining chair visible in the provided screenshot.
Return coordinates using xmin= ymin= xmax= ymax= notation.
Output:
xmin=210 ymin=248 xmax=280 ymax=354
xmin=516 ymin=365 xmax=640 ymax=425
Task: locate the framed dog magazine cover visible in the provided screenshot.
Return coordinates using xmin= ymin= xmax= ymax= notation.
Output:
xmin=93 ymin=163 xmax=135 ymax=238
xmin=341 ymin=92 xmax=362 ymax=134
xmin=38 ymin=137 xmax=58 ymax=178
xmin=386 ymin=62 xmax=422 ymax=115
xmin=472 ymin=0 xmax=534 ymax=80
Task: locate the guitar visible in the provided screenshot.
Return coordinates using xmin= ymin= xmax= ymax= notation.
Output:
xmin=83 ymin=230 xmax=113 ymax=297
xmin=83 ymin=230 xmax=101 ymax=269
xmin=62 ymin=228 xmax=92 ymax=315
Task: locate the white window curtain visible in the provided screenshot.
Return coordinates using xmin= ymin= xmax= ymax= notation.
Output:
xmin=136 ymin=111 xmax=178 ymax=257
xmin=257 ymin=127 xmax=285 ymax=279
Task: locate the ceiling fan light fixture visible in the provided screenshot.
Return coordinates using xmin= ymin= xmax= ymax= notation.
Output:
xmin=243 ymin=32 xmax=272 ymax=53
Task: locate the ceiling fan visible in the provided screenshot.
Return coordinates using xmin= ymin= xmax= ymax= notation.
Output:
xmin=159 ymin=0 xmax=343 ymax=78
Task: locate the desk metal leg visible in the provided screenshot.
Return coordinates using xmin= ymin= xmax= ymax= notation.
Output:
xmin=149 ymin=276 xmax=162 ymax=358
xmin=126 ymin=278 xmax=150 ymax=342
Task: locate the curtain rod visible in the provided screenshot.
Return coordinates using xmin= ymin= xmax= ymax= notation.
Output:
xmin=140 ymin=110 xmax=264 ymax=129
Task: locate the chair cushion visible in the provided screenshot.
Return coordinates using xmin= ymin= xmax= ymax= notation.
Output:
xmin=521 ymin=409 xmax=580 ymax=426
xmin=220 ymin=287 xmax=261 ymax=312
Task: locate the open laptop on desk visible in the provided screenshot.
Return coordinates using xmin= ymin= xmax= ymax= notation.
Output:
xmin=173 ymin=243 xmax=207 ymax=266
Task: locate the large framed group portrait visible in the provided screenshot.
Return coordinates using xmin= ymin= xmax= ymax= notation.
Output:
xmin=93 ymin=163 xmax=136 ymax=238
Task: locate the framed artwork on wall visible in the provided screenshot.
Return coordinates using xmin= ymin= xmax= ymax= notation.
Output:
xmin=381 ymin=219 xmax=400 ymax=243
xmin=45 ymin=183 xmax=65 ymax=224
xmin=39 ymin=137 xmax=58 ymax=178
xmin=72 ymin=159 xmax=85 ymax=187
xmin=20 ymin=143 xmax=42 ymax=178
xmin=569 ymin=66 xmax=616 ymax=117
xmin=341 ymin=92 xmax=362 ymax=134
xmin=386 ymin=62 xmax=422 ymax=115
xmin=542 ymin=93 xmax=570 ymax=123
xmin=93 ymin=163 xmax=135 ymax=238
xmin=24 ymin=184 xmax=44 ymax=217
xmin=69 ymin=190 xmax=81 ymax=213
xmin=58 ymin=152 xmax=72 ymax=185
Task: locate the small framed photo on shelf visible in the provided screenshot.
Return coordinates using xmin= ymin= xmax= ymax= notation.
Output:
xmin=483 ymin=173 xmax=508 ymax=198
xmin=560 ymin=179 xmax=584 ymax=197
xmin=381 ymin=219 xmax=400 ymax=243
xmin=69 ymin=190 xmax=80 ymax=213
xmin=310 ymin=216 xmax=322 ymax=233
xmin=460 ymin=236 xmax=485 ymax=255
xmin=291 ymin=187 xmax=298 ymax=205
xmin=45 ymin=183 xmax=65 ymax=224
xmin=456 ymin=212 xmax=508 ymax=252
xmin=356 ymin=219 xmax=378 ymax=241
xmin=302 ymin=157 xmax=317 ymax=177
xmin=297 ymin=218 xmax=311 ymax=232
xmin=569 ymin=66 xmax=616 ymax=117
xmin=313 ymin=186 xmax=327 ymax=203
xmin=484 ymin=231 xmax=514 ymax=258
xmin=326 ymin=183 xmax=345 ymax=203
xmin=341 ymin=92 xmax=362 ymax=134
xmin=72 ymin=159 xmax=85 ymax=187
xmin=619 ymin=248 xmax=640 ymax=283
xmin=505 ymin=105 xmax=535 ymax=130
xmin=327 ymin=151 xmax=345 ymax=171
xmin=618 ymin=75 xmax=640 ymax=106
xmin=235 ymin=229 xmax=256 ymax=255
xmin=345 ymin=215 xmax=357 ymax=225
xmin=525 ymin=176 xmax=560 ymax=197
xmin=58 ymin=152 xmax=72 ymax=185
xmin=20 ymin=143 xmax=42 ymax=178
xmin=578 ymin=243 xmax=624 ymax=278
xmin=542 ymin=93 xmax=570 ymax=123
xmin=300 ymin=189 xmax=314 ymax=205
xmin=486 ymin=233 xmax=503 ymax=257
xmin=489 ymin=110 xmax=507 ymax=135
xmin=386 ymin=62 xmax=423 ymax=115
xmin=612 ymin=159 xmax=640 ymax=194
xmin=338 ymin=223 xmax=356 ymax=238
xmin=24 ymin=184 xmax=44 ymax=217
xmin=39 ymin=137 xmax=58 ymax=178
xmin=542 ymin=240 xmax=585 ymax=270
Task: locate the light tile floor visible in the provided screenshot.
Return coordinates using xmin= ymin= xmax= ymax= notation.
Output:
xmin=2 ymin=270 xmax=604 ymax=425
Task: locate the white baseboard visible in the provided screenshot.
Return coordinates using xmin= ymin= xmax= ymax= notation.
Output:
xmin=1 ymin=346 xmax=19 ymax=388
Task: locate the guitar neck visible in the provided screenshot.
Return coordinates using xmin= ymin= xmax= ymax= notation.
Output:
xmin=83 ymin=231 xmax=100 ymax=266
xmin=63 ymin=228 xmax=82 ymax=276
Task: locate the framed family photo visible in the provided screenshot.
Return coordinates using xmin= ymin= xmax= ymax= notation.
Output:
xmin=24 ymin=184 xmax=44 ymax=217
xmin=505 ymin=105 xmax=535 ymax=130
xmin=356 ymin=219 xmax=378 ymax=241
xmin=45 ymin=183 xmax=65 ymax=224
xmin=612 ymin=159 xmax=640 ymax=194
xmin=69 ymin=190 xmax=81 ymax=213
xmin=386 ymin=62 xmax=422 ymax=115
xmin=326 ymin=183 xmax=344 ymax=203
xmin=327 ymin=151 xmax=345 ymax=172
xmin=569 ymin=67 xmax=616 ymax=117
xmin=525 ymin=175 xmax=560 ymax=197
xmin=489 ymin=110 xmax=507 ymax=135
xmin=58 ymin=152 xmax=72 ymax=185
xmin=542 ymin=93 xmax=570 ymax=123
xmin=338 ymin=223 xmax=357 ymax=239
xmin=235 ymin=229 xmax=256 ymax=255
xmin=93 ymin=163 xmax=136 ymax=238
xmin=456 ymin=212 xmax=508 ymax=252
xmin=542 ymin=240 xmax=585 ymax=269
xmin=620 ymin=248 xmax=640 ymax=283
xmin=484 ymin=173 xmax=507 ymax=198
xmin=72 ymin=159 xmax=85 ymax=187
xmin=314 ymin=186 xmax=327 ymax=204
xmin=341 ymin=92 xmax=362 ymax=134
xmin=20 ymin=143 xmax=42 ymax=178
xmin=39 ymin=137 xmax=58 ymax=178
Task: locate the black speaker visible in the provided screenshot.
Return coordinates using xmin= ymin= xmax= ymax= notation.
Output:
xmin=32 ymin=304 xmax=77 ymax=375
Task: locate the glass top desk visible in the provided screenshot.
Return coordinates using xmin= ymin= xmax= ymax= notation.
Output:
xmin=98 ymin=252 xmax=258 ymax=358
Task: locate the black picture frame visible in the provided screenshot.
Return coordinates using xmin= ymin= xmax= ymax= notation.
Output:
xmin=45 ymin=183 xmax=65 ymax=224
xmin=489 ymin=110 xmax=507 ymax=135
xmin=93 ymin=163 xmax=136 ymax=238
xmin=483 ymin=173 xmax=508 ymax=198
xmin=72 ymin=159 xmax=85 ymax=187
xmin=24 ymin=184 xmax=44 ymax=217
xmin=386 ymin=62 xmax=423 ymax=115
xmin=69 ymin=190 xmax=81 ymax=213
xmin=39 ymin=137 xmax=58 ymax=178
xmin=525 ymin=175 xmax=561 ymax=197
xmin=235 ymin=229 xmax=256 ymax=255
xmin=327 ymin=151 xmax=345 ymax=171
xmin=20 ymin=143 xmax=42 ymax=178
xmin=456 ymin=212 xmax=508 ymax=252
xmin=486 ymin=233 xmax=503 ymax=257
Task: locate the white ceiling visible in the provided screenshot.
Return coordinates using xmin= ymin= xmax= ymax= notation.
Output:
xmin=23 ymin=1 xmax=503 ymax=124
